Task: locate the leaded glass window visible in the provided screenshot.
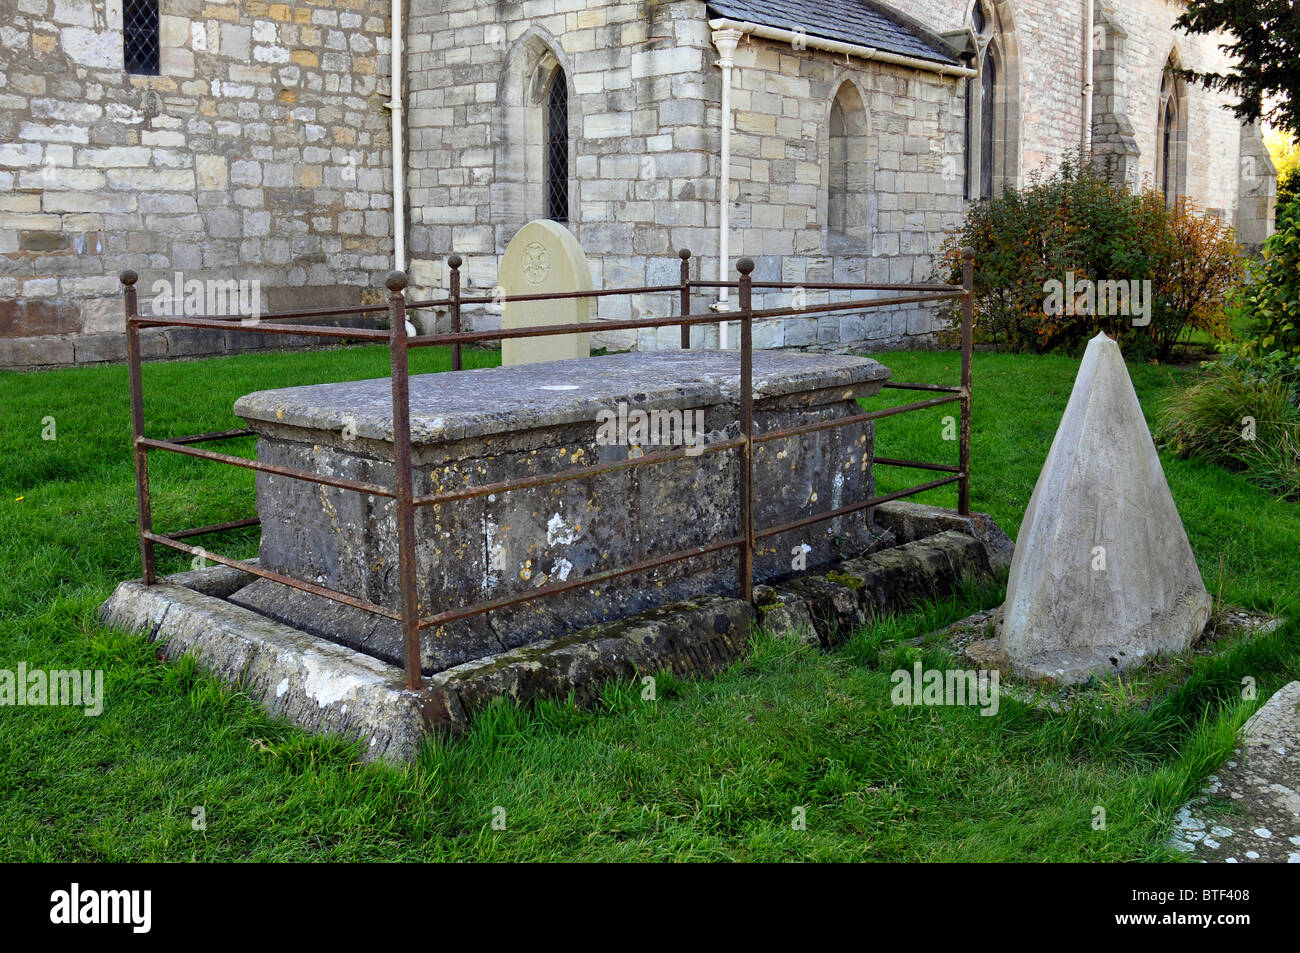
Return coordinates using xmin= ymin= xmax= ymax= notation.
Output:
xmin=544 ymin=72 xmax=569 ymax=224
xmin=123 ymin=0 xmax=160 ymax=76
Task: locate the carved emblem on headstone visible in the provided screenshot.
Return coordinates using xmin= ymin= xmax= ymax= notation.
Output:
xmin=522 ymin=242 xmax=551 ymax=285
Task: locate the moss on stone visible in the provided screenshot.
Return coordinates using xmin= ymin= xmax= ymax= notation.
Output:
xmin=825 ymin=570 xmax=864 ymax=589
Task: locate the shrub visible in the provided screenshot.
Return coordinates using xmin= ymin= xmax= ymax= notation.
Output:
xmin=1142 ymin=194 xmax=1240 ymax=361
xmin=940 ymin=152 xmax=1243 ymax=360
xmin=1239 ymin=199 xmax=1300 ymax=357
xmin=1159 ymin=349 xmax=1300 ymax=500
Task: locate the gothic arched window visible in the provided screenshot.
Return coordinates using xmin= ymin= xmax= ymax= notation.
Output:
xmin=544 ymin=69 xmax=569 ymax=223
xmin=979 ymin=49 xmax=997 ymax=200
xmin=827 ymin=83 xmax=870 ymax=248
xmin=1155 ymin=56 xmax=1187 ymax=206
xmin=965 ymin=0 xmax=1015 ymax=200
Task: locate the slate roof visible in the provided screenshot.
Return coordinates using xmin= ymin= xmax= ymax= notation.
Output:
xmin=705 ymin=0 xmax=960 ymax=67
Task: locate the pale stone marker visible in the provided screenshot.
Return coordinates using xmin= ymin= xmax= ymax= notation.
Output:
xmin=998 ymin=332 xmax=1212 ymax=684
xmin=499 ymin=220 xmax=591 ymax=366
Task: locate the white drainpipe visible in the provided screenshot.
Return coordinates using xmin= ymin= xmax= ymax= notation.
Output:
xmin=712 ymin=28 xmax=742 ymax=350
xmin=388 ymin=0 xmax=405 ymax=274
xmin=1083 ymin=0 xmax=1095 ymax=154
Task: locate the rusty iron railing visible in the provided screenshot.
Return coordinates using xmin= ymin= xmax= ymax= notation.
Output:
xmin=119 ymin=247 xmax=975 ymax=691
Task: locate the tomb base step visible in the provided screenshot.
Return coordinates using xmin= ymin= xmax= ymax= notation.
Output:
xmin=98 ymin=511 xmax=1011 ymax=761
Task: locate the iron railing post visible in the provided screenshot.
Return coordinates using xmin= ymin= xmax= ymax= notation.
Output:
xmin=448 ymin=254 xmax=463 ymax=372
xmin=121 ymin=270 xmax=156 ymax=585
xmin=679 ymin=249 xmax=691 ymax=350
xmin=386 ymin=270 xmax=423 ymax=690
xmin=737 ymin=257 xmax=755 ymax=603
xmin=959 ymin=247 xmax=974 ymax=517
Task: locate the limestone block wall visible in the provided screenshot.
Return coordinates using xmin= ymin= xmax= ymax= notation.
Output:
xmin=1095 ymin=0 xmax=1271 ymax=230
xmin=0 ymin=0 xmax=395 ymax=365
xmin=404 ymin=0 xmax=962 ymax=353
xmin=890 ymin=0 xmax=1085 ymax=182
xmin=404 ymin=0 xmax=714 ymax=351
xmin=721 ymin=39 xmax=965 ymax=350
xmin=891 ymin=0 xmax=1272 ymax=234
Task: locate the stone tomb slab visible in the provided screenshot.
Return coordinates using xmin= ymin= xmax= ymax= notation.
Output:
xmin=230 ymin=350 xmax=891 ymax=674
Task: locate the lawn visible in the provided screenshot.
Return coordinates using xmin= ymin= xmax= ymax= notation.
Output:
xmin=1 ymin=345 xmax=1296 ymax=861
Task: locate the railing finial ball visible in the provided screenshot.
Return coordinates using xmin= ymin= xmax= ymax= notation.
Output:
xmin=447 ymin=254 xmax=463 ymax=270
xmin=960 ymin=246 xmax=975 ymax=260
xmin=385 ymin=270 xmax=408 ymax=292
xmin=736 ymin=257 xmax=755 ymax=275
xmin=120 ymin=269 xmax=138 ymax=286
xmin=678 ymin=248 xmax=691 ymax=260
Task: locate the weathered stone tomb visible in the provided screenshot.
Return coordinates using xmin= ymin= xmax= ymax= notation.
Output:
xmin=226 ymin=349 xmax=891 ymax=674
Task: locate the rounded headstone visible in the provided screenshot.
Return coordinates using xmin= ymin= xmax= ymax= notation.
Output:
xmin=499 ymin=220 xmax=592 ymax=366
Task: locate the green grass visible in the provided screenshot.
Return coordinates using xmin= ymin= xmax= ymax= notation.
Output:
xmin=1 ymin=346 xmax=1296 ymax=861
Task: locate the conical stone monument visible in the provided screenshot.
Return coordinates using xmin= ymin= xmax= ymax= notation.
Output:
xmin=998 ymin=332 xmax=1212 ymax=683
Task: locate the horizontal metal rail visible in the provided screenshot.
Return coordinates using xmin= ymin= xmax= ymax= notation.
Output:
xmin=164 ymin=428 xmax=255 ymax=445
xmin=690 ymin=279 xmax=963 ymax=293
xmin=138 ymin=437 xmax=397 ymax=497
xmin=744 ymin=291 xmax=964 ymax=322
xmin=873 ymin=457 xmax=963 ymax=474
xmin=143 ymin=530 xmax=402 ymax=620
xmin=418 ymin=536 xmax=746 ymax=630
xmin=881 ymin=382 xmax=963 ymax=394
xmin=409 ymin=280 xmax=964 ymax=309
xmin=409 ymin=283 xmax=683 ymax=309
xmin=754 ymin=476 xmax=963 ymax=541
xmin=164 ymin=516 xmax=262 ymax=540
xmin=414 ymin=437 xmax=747 ymax=508
xmin=130 ymin=314 xmax=392 ymax=340
xmin=751 ymin=395 xmax=964 ymax=447
xmin=133 ymin=303 xmax=389 ymax=324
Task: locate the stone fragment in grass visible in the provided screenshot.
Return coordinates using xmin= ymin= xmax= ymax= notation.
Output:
xmin=1168 ymin=680 xmax=1300 ymax=862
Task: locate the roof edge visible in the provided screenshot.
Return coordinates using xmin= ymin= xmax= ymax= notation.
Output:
xmin=706 ymin=14 xmax=977 ymax=79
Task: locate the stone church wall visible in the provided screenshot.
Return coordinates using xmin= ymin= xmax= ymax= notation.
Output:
xmin=0 ymin=0 xmax=1275 ymax=367
xmin=405 ymin=0 xmax=962 ymax=353
xmin=0 ymin=0 xmax=395 ymax=367
xmin=891 ymin=0 xmax=1274 ymax=234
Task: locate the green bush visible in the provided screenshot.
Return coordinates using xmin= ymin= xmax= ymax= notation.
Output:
xmin=1160 ymin=350 xmax=1300 ymax=500
xmin=1240 ymin=199 xmax=1300 ymax=357
xmin=940 ymin=152 xmax=1242 ymax=361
